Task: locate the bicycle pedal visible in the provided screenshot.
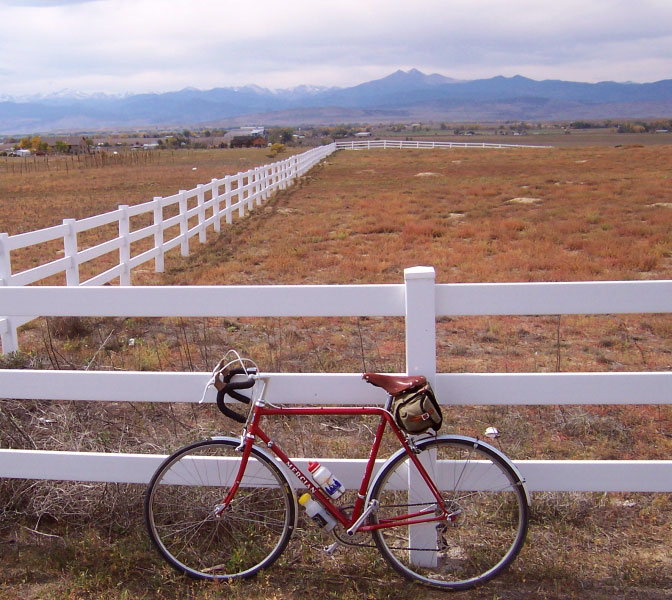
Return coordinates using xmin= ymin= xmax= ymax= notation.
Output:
xmin=323 ymin=541 xmax=340 ymax=556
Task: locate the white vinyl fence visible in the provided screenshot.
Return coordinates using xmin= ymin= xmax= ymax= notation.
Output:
xmin=0 ymin=139 xmax=547 ymax=354
xmin=335 ymin=139 xmax=551 ymax=150
xmin=0 ymin=143 xmax=336 ymax=354
xmin=1 ymin=267 xmax=671 ymax=493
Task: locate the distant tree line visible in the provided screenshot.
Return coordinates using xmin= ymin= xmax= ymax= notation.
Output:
xmin=569 ymin=119 xmax=671 ymax=132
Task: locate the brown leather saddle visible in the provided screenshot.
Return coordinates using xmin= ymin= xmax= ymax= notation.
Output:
xmin=362 ymin=373 xmax=427 ymax=396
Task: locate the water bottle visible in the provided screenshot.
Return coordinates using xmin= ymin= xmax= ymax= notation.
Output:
xmin=308 ymin=461 xmax=346 ymax=500
xmin=298 ymin=493 xmax=336 ymax=531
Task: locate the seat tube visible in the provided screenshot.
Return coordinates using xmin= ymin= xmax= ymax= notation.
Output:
xmin=354 ymin=415 xmax=387 ymax=518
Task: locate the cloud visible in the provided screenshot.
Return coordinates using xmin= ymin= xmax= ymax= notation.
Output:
xmin=0 ymin=0 xmax=670 ymax=95
xmin=0 ymin=0 xmax=98 ymax=5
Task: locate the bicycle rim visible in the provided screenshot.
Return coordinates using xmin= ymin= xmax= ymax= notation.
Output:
xmin=369 ymin=436 xmax=528 ymax=590
xmin=145 ymin=439 xmax=295 ymax=581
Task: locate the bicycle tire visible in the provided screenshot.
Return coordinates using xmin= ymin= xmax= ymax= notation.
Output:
xmin=368 ymin=435 xmax=529 ymax=590
xmin=145 ymin=438 xmax=295 ymax=581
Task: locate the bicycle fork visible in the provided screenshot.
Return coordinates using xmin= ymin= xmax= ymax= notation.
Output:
xmin=213 ymin=433 xmax=255 ymax=518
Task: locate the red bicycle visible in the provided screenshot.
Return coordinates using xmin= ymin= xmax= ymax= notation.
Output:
xmin=145 ymin=352 xmax=529 ymax=591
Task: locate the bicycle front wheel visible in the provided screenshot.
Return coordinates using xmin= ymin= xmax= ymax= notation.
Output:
xmin=369 ymin=435 xmax=529 ymax=590
xmin=145 ymin=438 xmax=295 ymax=581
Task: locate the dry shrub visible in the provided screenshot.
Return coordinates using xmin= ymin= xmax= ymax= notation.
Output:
xmin=47 ymin=317 xmax=97 ymax=339
xmin=401 ymin=220 xmax=443 ymax=240
xmin=0 ymin=479 xmax=144 ymax=535
xmin=554 ymin=406 xmax=631 ymax=444
xmin=531 ymin=491 xmax=604 ymax=526
xmin=0 ymin=395 xmax=225 ymax=534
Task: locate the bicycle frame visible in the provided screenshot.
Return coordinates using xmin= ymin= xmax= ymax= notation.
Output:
xmin=148 ymin=364 xmax=530 ymax=589
xmin=217 ymin=386 xmax=450 ymax=534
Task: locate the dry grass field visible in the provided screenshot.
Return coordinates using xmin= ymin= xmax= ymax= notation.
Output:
xmin=0 ymin=148 xmax=303 ymax=235
xmin=2 ymin=141 xmax=672 ymax=599
xmin=0 ymin=148 xmax=305 ymax=285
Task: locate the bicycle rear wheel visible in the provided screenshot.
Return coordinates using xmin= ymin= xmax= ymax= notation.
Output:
xmin=369 ymin=435 xmax=528 ymax=590
xmin=145 ymin=438 xmax=295 ymax=581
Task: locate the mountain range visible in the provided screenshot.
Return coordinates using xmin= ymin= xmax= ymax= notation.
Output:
xmin=1 ymin=69 xmax=671 ymax=134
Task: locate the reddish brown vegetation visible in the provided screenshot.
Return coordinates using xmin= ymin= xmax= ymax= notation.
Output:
xmin=2 ymin=143 xmax=672 ymax=599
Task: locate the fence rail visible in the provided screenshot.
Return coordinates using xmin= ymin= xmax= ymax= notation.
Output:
xmin=2 ymin=140 xmax=667 ymax=494
xmin=0 ymin=143 xmax=336 ymax=353
xmin=0 ymin=139 xmax=551 ymax=354
xmin=1 ymin=267 xmax=671 ymax=492
xmin=335 ymin=139 xmax=552 ymax=150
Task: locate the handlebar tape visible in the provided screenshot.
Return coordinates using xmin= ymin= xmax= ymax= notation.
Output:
xmin=216 ymin=387 xmax=247 ymax=423
xmin=215 ymin=367 xmax=256 ymax=422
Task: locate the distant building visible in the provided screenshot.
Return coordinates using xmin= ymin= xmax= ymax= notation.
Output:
xmin=224 ymin=127 xmax=266 ymax=146
xmin=42 ymin=136 xmax=89 ymax=154
xmin=229 ymin=135 xmax=268 ymax=148
xmin=239 ymin=126 xmax=265 ymax=137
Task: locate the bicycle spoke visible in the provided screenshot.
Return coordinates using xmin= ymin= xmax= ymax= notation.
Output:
xmin=145 ymin=439 xmax=294 ymax=581
xmin=369 ymin=436 xmax=528 ymax=590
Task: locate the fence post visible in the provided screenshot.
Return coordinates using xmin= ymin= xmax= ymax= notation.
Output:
xmin=0 ymin=233 xmax=19 ymax=354
xmin=179 ymin=190 xmax=189 ymax=257
xmin=211 ymin=178 xmax=221 ymax=233
xmin=236 ymin=173 xmax=245 ymax=219
xmin=282 ymin=159 xmax=289 ymax=190
xmin=197 ymin=184 xmax=206 ymax=243
xmin=247 ymin=171 xmax=254 ymax=211
xmin=118 ymin=205 xmax=131 ymax=285
xmin=261 ymin=166 xmax=269 ymax=201
xmin=153 ymin=197 xmax=164 ymax=273
xmin=255 ymin=168 xmax=263 ymax=206
xmin=63 ymin=219 xmax=80 ymax=286
xmin=224 ymin=176 xmax=233 ymax=225
xmin=0 ymin=233 xmax=11 ymax=287
xmin=404 ymin=268 xmax=437 ymax=567
xmin=404 ymin=266 xmax=436 ymax=384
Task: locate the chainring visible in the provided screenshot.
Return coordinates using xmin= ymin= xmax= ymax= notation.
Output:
xmin=332 ymin=505 xmax=375 ymax=548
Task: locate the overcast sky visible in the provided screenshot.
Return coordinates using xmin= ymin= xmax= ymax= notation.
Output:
xmin=1 ymin=0 xmax=671 ymax=97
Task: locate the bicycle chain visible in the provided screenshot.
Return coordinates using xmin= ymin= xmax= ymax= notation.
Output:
xmin=329 ymin=503 xmax=451 ymax=551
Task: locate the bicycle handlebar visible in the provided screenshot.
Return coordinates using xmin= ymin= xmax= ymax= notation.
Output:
xmin=215 ymin=367 xmax=257 ymax=423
